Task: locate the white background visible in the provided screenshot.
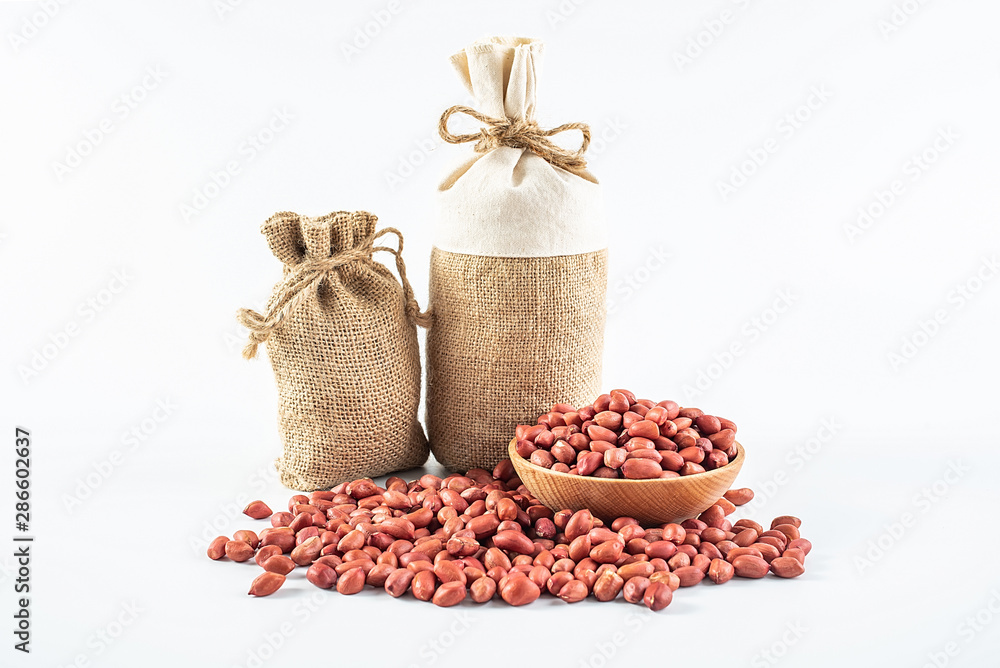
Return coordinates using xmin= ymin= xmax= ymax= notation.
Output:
xmin=2 ymin=1 xmax=999 ymax=666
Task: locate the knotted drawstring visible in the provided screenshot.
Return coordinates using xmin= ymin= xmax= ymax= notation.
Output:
xmin=237 ymin=226 xmax=430 ymax=360
xmin=438 ymin=105 xmax=591 ymax=175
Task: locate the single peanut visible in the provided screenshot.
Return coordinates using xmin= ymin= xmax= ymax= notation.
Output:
xmin=771 ymin=515 xmax=802 ymax=529
xmin=546 ymin=571 xmax=575 ymax=596
xmin=470 ymin=575 xmax=497 ymax=603
xmin=259 ymin=528 xmax=295 ymax=553
xmin=643 ymin=581 xmax=673 ymax=611
xmin=788 ymin=538 xmax=812 ymax=555
xmin=248 ymin=572 xmax=284 ymax=597
xmin=734 ymin=528 xmax=759 ymax=547
xmin=621 ymin=458 xmax=663 ymax=479
xmin=649 ymin=571 xmax=681 ymax=591
xmin=225 ymin=540 xmax=254 ymax=563
xmin=262 ymin=555 xmax=295 ymax=575
xmin=492 ymin=530 xmax=535 ymax=555
xmin=723 ymin=488 xmax=754 ymax=506
xmin=590 ymin=540 xmax=624 ymax=564
xmin=244 ymin=500 xmax=273 ymax=520
xmin=770 ymin=557 xmax=805 ymax=578
xmin=667 ymin=552 xmax=690 ymax=570
xmin=366 ymin=563 xmax=395 ymax=588
xmin=501 ymin=576 xmax=541 ymax=606
xmin=234 ymin=529 xmax=259 ymax=550
xmin=254 ymin=544 xmax=282 ymax=567
xmin=752 ymin=543 xmax=782 ymax=563
xmin=783 ymin=547 xmax=806 ymax=565
xmin=726 ymin=546 xmax=764 ymax=562
xmin=290 ymin=536 xmax=322 ymax=566
xmin=433 ymin=581 xmax=467 ymax=607
xmin=617 ymin=561 xmax=654 ymax=581
xmin=433 ymin=560 xmax=467 ymax=585
xmin=732 ymin=555 xmax=769 ymax=579
xmin=623 ymin=576 xmax=651 ymax=604
xmin=306 ymin=562 xmax=338 ymax=589
xmin=411 ymin=570 xmax=437 ymax=601
xmin=645 ymin=541 xmax=677 ymax=560
xmin=336 ymin=567 xmax=366 ymax=595
xmin=384 ymin=568 xmax=415 ymax=598
xmin=593 ymin=571 xmax=624 ymax=601
xmin=207 ymin=536 xmax=227 ymax=560
xmin=707 ymin=558 xmax=734 ymax=584
xmin=772 ymin=523 xmax=801 ymax=542
xmin=565 ymin=510 xmax=594 ymax=541
xmin=558 ymin=579 xmax=589 ymax=603
xmin=673 ymin=566 xmax=705 ymax=587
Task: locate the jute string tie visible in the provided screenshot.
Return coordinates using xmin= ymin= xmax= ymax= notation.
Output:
xmin=438 ymin=105 xmax=591 ymax=175
xmin=237 ymin=227 xmax=430 ymax=360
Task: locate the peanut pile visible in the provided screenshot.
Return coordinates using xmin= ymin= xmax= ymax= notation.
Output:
xmin=209 ymin=462 xmax=809 ymax=610
xmin=515 ymin=390 xmax=738 ymax=479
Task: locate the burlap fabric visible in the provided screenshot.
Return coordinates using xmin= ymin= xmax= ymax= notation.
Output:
xmin=238 ymin=211 xmax=428 ymax=491
xmin=427 ymin=248 xmax=607 ymax=471
xmin=427 ymin=37 xmax=608 ymax=471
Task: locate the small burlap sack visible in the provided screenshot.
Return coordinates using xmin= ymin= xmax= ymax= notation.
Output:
xmin=238 ymin=210 xmax=429 ymax=491
xmin=427 ymin=37 xmax=608 ymax=472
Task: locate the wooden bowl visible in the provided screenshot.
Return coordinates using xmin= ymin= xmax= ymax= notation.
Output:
xmin=508 ymin=440 xmax=745 ymax=526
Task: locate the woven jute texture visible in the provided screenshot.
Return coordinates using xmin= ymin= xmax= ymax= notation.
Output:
xmin=239 ymin=211 xmax=428 ymax=491
xmin=427 ymin=248 xmax=607 ymax=472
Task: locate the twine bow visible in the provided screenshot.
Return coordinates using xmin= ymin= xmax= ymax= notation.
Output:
xmin=438 ymin=105 xmax=591 ymax=175
xmin=237 ymin=227 xmax=430 ymax=360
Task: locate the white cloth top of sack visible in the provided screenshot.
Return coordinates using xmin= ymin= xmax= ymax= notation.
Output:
xmin=436 ymin=36 xmax=607 ymax=258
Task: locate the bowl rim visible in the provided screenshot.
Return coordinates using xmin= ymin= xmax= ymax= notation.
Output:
xmin=507 ymin=440 xmax=745 ymax=486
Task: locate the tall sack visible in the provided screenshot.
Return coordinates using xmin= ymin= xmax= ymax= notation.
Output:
xmin=427 ymin=37 xmax=608 ymax=472
xmin=238 ymin=210 xmax=429 ymax=491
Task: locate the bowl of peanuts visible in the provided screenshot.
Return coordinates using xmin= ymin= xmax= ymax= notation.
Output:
xmin=508 ymin=390 xmax=745 ymax=525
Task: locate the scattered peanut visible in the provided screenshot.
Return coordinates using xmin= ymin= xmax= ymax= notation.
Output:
xmin=212 ymin=458 xmax=809 ymax=610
